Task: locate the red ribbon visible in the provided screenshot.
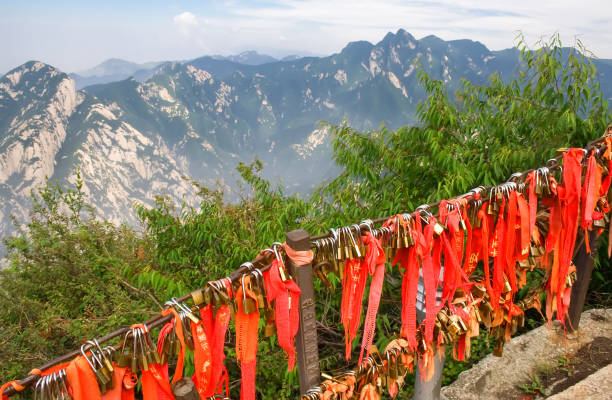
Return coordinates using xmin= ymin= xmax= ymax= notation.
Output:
xmin=193 ymin=281 xmax=232 ymax=397
xmin=556 ymin=149 xmax=583 ymax=322
xmin=358 ymin=232 xmax=386 ymax=365
xmin=341 ymin=256 xmax=368 ymax=360
xmin=235 ymin=276 xmax=260 ymax=400
xmin=264 ymin=258 xmax=301 ymax=369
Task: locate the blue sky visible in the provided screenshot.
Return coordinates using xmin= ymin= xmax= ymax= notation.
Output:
xmin=1 ymin=0 xmax=611 ymax=73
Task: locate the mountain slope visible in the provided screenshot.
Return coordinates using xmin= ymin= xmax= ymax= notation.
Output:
xmin=2 ymin=29 xmax=612 ymax=240
xmin=0 ymin=62 xmax=200 ymax=235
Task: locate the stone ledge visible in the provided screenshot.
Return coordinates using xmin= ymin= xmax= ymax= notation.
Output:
xmin=441 ymin=309 xmax=611 ymax=400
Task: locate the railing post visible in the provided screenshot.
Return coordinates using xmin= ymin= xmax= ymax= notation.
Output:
xmin=566 ymin=230 xmax=600 ymax=332
xmin=285 ymin=229 xmax=320 ymax=395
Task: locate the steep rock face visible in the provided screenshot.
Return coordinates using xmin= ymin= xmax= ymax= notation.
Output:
xmin=0 ymin=62 xmax=83 ymax=234
xmin=0 ymin=61 xmax=81 ymax=193
xmin=0 ymin=62 xmax=201 ymax=237
xmin=53 ymin=99 xmax=200 ymax=226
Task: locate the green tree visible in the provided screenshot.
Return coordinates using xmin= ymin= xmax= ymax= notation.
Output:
xmin=132 ymin=159 xmax=322 ymax=398
xmin=0 ymin=173 xmax=157 ymax=381
xmin=315 ymin=33 xmax=610 ymax=220
xmin=313 ymin=33 xmax=611 ymax=399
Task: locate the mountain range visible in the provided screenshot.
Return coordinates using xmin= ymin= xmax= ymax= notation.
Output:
xmin=70 ymin=52 xmax=305 ymax=89
xmin=1 ymin=29 xmax=612 ymax=240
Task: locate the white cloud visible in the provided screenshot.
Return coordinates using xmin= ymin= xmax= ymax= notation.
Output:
xmin=170 ymin=0 xmax=612 ymax=59
xmin=173 ymin=11 xmax=199 ymax=37
xmin=3 ymin=1 xmax=612 ymax=73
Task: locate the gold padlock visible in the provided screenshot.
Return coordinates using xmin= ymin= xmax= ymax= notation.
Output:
xmin=264 ymin=321 xmax=276 ymax=337
xmin=566 ymin=271 xmax=577 ymax=287
xmin=190 ymin=289 xmax=205 ymax=306
xmin=593 ymin=218 xmax=606 ymax=228
xmin=473 ymin=306 xmax=483 ymax=323
xmin=278 ymin=266 xmax=290 ymax=282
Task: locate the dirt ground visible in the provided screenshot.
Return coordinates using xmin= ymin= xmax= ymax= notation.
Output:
xmin=506 ymin=336 xmax=612 ymax=399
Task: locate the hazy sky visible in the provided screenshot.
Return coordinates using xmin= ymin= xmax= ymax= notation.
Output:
xmin=2 ymin=0 xmax=611 ymax=74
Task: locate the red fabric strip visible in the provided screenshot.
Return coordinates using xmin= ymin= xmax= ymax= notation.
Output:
xmin=359 ymin=232 xmax=386 ymax=364
xmin=264 ymin=258 xmax=302 ymax=369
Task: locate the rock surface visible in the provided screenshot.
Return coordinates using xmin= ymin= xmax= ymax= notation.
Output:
xmin=547 ymin=363 xmax=612 ymax=400
xmin=441 ymin=308 xmax=612 ymax=400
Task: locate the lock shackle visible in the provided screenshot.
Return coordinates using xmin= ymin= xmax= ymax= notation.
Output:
xmin=329 ymin=227 xmax=339 ymax=242
xmin=271 ymin=242 xmax=286 ymax=268
xmin=241 ymin=275 xmax=248 ymax=303
xmin=119 ymin=329 xmax=133 ymax=356
xmin=91 ymin=338 xmax=106 ymax=359
xmin=240 ymin=261 xmax=254 ymax=272
xmin=50 ymin=371 xmax=61 ymax=397
xmin=170 ymin=297 xmax=192 ymax=315
xmin=359 ymin=219 xmax=374 ymax=238
xmin=59 ymin=369 xmax=71 ymax=396
xmin=84 ymin=340 xmax=104 ymax=368
xmin=103 ymin=346 xmax=115 ymax=359
xmin=34 ymin=373 xmax=44 ymax=400
xmin=80 ymin=343 xmax=98 ymax=371
xmin=221 ymin=277 xmax=233 ymax=297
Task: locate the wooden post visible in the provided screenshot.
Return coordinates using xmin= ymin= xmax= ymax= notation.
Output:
xmin=566 ymin=230 xmax=600 ymax=332
xmin=285 ymin=229 xmax=320 ymax=395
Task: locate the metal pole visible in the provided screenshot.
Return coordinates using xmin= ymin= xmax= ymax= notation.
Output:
xmin=413 ymin=345 xmax=445 ymax=400
xmin=413 ymin=268 xmax=444 ymax=400
xmin=566 ymin=229 xmax=600 ymax=332
xmin=285 ymin=229 xmax=321 ymax=395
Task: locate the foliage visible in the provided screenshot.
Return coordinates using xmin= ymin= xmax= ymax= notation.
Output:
xmin=0 ymin=172 xmax=157 ymax=382
xmin=314 ymin=33 xmax=610 ymax=220
xmin=133 ymin=157 xmax=321 ymax=297
xmin=133 ymin=159 xmax=322 ymax=398
xmin=518 ymin=374 xmax=545 ymax=396
xmin=311 ymin=32 xmax=611 ymax=395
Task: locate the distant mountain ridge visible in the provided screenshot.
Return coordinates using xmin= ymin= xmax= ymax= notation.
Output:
xmin=211 ymin=51 xmax=279 ymax=65
xmin=70 ymin=59 xmax=167 ymax=89
xmin=75 ymin=58 xmax=164 ymax=78
xmin=70 ymin=51 xmax=291 ymax=89
xmin=2 ymin=29 xmax=612 ymax=241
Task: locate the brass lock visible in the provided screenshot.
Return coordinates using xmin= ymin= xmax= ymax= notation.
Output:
xmin=593 ymin=218 xmax=606 ymax=228
xmin=240 ymin=276 xmax=258 ymax=314
xmin=503 ymin=279 xmax=512 ymax=293
xmin=447 ymin=321 xmax=462 ymax=338
xmin=473 ymin=306 xmax=483 ymax=324
xmin=471 ymin=284 xmax=486 ymax=298
xmin=566 ymin=270 xmax=578 ymax=287
xmin=190 ymin=289 xmax=205 ymax=307
xmin=264 ymin=321 xmax=276 ymax=337
xmin=433 ymin=222 xmax=445 ymax=235
xmin=264 ymin=307 xmax=276 ymax=337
